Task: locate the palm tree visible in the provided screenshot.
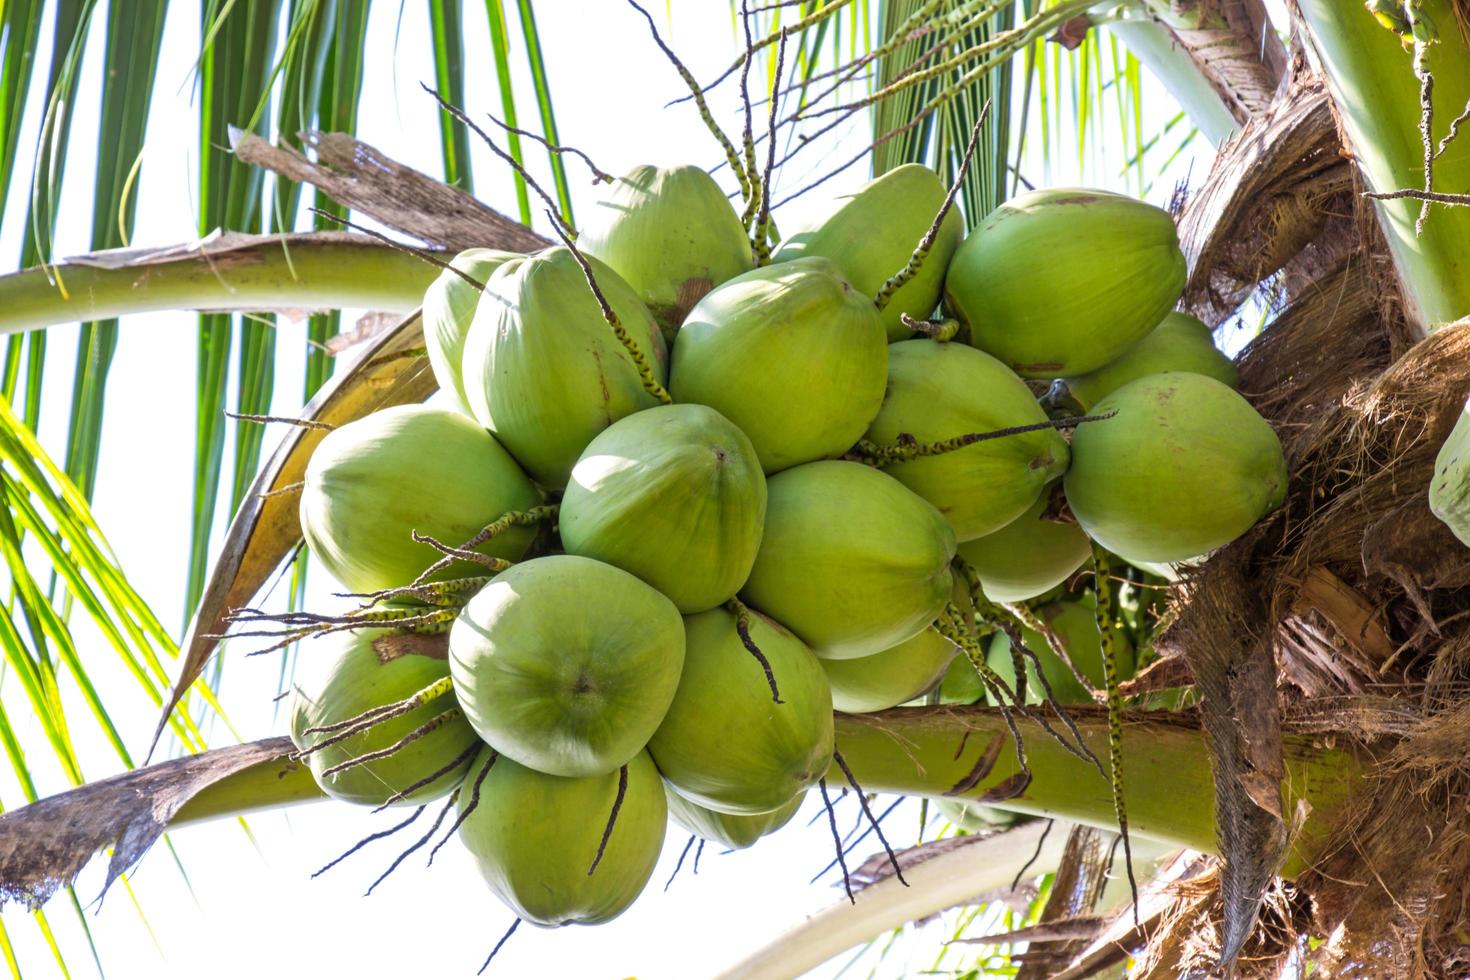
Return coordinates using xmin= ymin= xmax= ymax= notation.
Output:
xmin=1 ymin=1 xmax=1468 ymax=976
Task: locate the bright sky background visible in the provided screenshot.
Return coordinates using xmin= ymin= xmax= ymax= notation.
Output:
xmin=0 ymin=2 xmax=1211 ymax=977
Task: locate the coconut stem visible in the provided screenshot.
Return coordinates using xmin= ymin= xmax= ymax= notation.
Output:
xmin=405 ymin=506 xmax=559 ymax=592
xmin=429 ymin=749 xmax=499 ymax=866
xmin=365 ymin=789 xmax=459 ymax=896
xmin=228 ymin=606 xmax=458 ymax=657
xmin=750 ymin=27 xmax=789 ymax=263
xmin=935 ymin=604 xmax=1032 ymax=797
xmin=311 ymin=805 xmax=426 ymax=879
xmin=478 ymin=918 xmax=521 ymax=976
xmin=412 ymin=530 xmax=517 ymax=573
xmin=302 ymin=675 xmax=456 ymax=739
xmin=725 ymin=598 xmax=784 ymax=703
xmin=1003 ymin=600 xmax=1103 ymax=703
xmin=817 ymin=776 xmax=855 ymax=904
xmin=485 ymin=113 xmax=612 ymax=184
xmin=225 ymin=411 xmax=335 ymax=432
xmin=872 ymin=102 xmax=988 ymax=312
xmin=737 ymin=2 xmax=764 ymax=230
xmin=544 ymin=209 xmax=673 ymax=405
xmin=831 ymin=749 xmax=907 ymax=887
xmin=900 ymin=314 xmax=960 ymax=341
xmin=624 ymin=0 xmax=751 ymax=199
xmin=664 ymin=834 xmax=698 ymax=892
xmin=350 ymin=575 xmax=491 ymax=610
xmin=587 ymin=764 xmax=630 ymax=877
xmin=1090 ymin=543 xmax=1140 ymax=925
xmin=370 ymin=740 xmax=480 ymax=812
xmin=852 ymin=411 xmax=1116 ymax=465
xmin=318 ymin=707 xmax=464 ymax=778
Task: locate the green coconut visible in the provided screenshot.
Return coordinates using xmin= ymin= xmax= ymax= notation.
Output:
xmin=741 ymin=460 xmax=956 ymax=660
xmin=669 ymin=257 xmax=888 ymax=473
xmin=289 ymin=626 xmax=477 ymax=807
xmin=1053 ymin=312 xmax=1238 ymax=412
xmin=944 ymin=187 xmax=1187 ymax=378
xmin=666 ymin=789 xmax=804 ymax=850
xmin=449 ymin=555 xmax=685 ymax=778
xmin=648 ymin=606 xmax=833 ymax=814
xmin=1430 ymin=397 xmax=1470 ymax=547
xmin=865 ymin=340 xmax=1069 ymax=541
xmin=772 ymin=164 xmax=963 ymax=341
xmin=461 ymin=247 xmax=668 ymax=488
xmin=578 ymin=164 xmax=754 ymax=340
xmin=957 ymin=494 xmax=1091 ymax=603
xmin=986 ymin=596 xmax=1135 ymax=705
xmin=1063 ymin=373 xmax=1287 ymax=564
xmin=560 ymin=404 xmax=766 ymax=613
xmin=820 ymin=627 xmax=958 ymax=713
xmin=421 ymin=248 xmax=520 ymax=414
xmin=457 ymin=747 xmax=666 ymax=927
xmin=300 ymin=405 xmax=541 ymax=594
xmin=938 ymin=800 xmax=1024 ymax=833
xmin=937 ymin=650 xmax=988 ymax=705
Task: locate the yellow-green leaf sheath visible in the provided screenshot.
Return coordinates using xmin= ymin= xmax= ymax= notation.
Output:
xmin=449 ymin=556 xmax=685 ymax=778
xmin=1056 ymin=312 xmax=1238 ymax=412
xmin=957 ymin=495 xmax=1091 ymax=603
xmin=665 ymin=788 xmax=804 ymax=850
xmin=457 ymin=748 xmax=667 ymax=927
xmin=649 ymin=607 xmax=833 ymax=815
xmin=560 ymin=404 xmax=766 ymax=613
xmin=742 ymin=461 xmax=956 ymax=660
xmin=820 ymin=627 xmax=959 ymax=713
xmin=1430 ymin=397 xmax=1470 ymax=548
xmin=670 ymin=258 xmax=888 ymax=473
xmin=866 ymin=340 xmax=1069 ymax=540
xmin=289 ymin=627 xmax=476 ymax=806
xmin=579 ymin=164 xmax=754 ymax=340
xmin=299 ymin=405 xmax=540 ymax=594
xmin=421 ymin=248 xmax=521 ymax=414
xmin=461 ymin=247 xmax=668 ymax=488
xmin=1063 ymin=373 xmax=1287 ymax=564
xmin=773 ymin=163 xmax=962 ymax=341
xmin=945 ymin=188 xmax=1186 ymax=378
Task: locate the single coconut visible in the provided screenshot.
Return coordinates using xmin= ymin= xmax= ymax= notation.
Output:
xmin=1052 ymin=311 xmax=1238 ymax=412
xmin=944 ymin=187 xmax=1186 ymax=378
xmin=456 ymin=747 xmax=666 ymax=927
xmin=773 ymin=163 xmax=962 ymax=341
xmin=866 ymin=339 xmax=1069 ymax=540
xmin=648 ymin=606 xmax=833 ymax=814
xmin=665 ymin=788 xmax=804 ymax=850
xmin=560 ymin=404 xmax=766 ymax=613
xmin=449 ymin=555 xmax=685 ymax=777
xmin=820 ymin=627 xmax=959 ymax=713
xmin=579 ymin=164 xmax=754 ymax=340
xmin=741 ymin=460 xmax=956 ymax=659
xmin=1063 ymin=372 xmax=1287 ymax=564
xmin=300 ymin=404 xmax=540 ymax=594
xmin=461 ymin=247 xmax=668 ymax=488
xmin=421 ymin=248 xmax=520 ymax=414
xmin=957 ymin=494 xmax=1091 ymax=603
xmin=289 ymin=626 xmax=477 ymax=806
xmin=669 ymin=257 xmax=888 ymax=473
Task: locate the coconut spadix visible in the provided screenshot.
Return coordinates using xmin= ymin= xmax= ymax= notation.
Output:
xmin=648 ymin=606 xmax=832 ymax=814
xmin=944 ymin=188 xmax=1187 ymax=378
xmin=865 ymin=339 xmax=1069 ymax=541
xmin=461 ymin=247 xmax=668 ymax=488
xmin=669 ymin=257 xmax=887 ymax=473
xmin=773 ymin=163 xmax=962 ymax=341
xmin=665 ymin=789 xmax=804 ymax=850
xmin=449 ymin=555 xmax=685 ymax=778
xmin=456 ymin=748 xmax=666 ymax=927
xmin=421 ymin=248 xmax=520 ymax=414
xmin=560 ymin=404 xmax=766 ymax=613
xmin=579 ymin=164 xmax=754 ymax=340
xmin=1063 ymin=373 xmax=1287 ymax=564
xmin=299 ymin=405 xmax=540 ymax=594
xmin=289 ymin=626 xmax=477 ymax=807
xmin=741 ymin=460 xmax=956 ymax=660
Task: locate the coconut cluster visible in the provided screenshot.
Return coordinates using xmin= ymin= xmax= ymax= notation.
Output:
xmin=285 ymin=162 xmax=1286 ymax=930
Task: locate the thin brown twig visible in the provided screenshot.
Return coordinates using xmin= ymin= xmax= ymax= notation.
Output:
xmin=485 ymin=113 xmax=613 ymax=183
xmin=225 ymin=412 xmax=335 ymax=431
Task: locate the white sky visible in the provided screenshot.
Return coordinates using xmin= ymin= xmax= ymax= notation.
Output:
xmin=0 ymin=2 xmax=1205 ymax=978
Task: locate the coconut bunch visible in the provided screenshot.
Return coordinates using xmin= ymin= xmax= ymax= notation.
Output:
xmin=264 ymin=160 xmax=1287 ymax=934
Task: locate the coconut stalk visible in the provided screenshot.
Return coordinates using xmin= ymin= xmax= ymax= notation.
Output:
xmin=0 ymin=233 xmax=437 ymax=335
xmin=1293 ymin=0 xmax=1470 ymax=330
